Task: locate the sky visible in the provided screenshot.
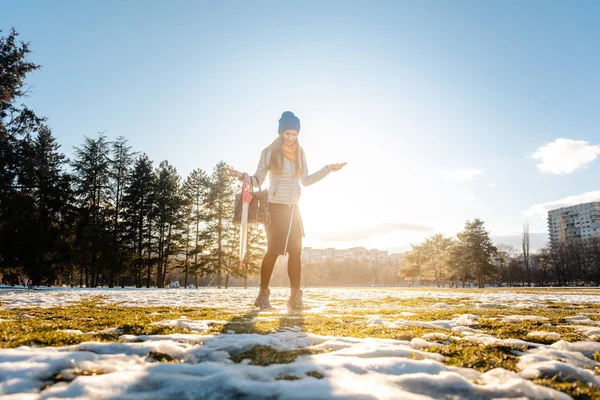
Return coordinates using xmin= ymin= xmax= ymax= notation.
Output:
xmin=3 ymin=0 xmax=600 ymax=253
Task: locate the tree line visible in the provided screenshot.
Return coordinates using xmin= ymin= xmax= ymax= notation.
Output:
xmin=498 ymin=236 xmax=600 ymax=287
xmin=400 ymin=219 xmax=600 ymax=287
xmin=0 ymin=28 xmax=265 ymax=288
xmin=399 ymin=219 xmax=498 ymax=288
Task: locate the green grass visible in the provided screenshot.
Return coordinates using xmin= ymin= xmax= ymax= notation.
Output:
xmin=0 ymin=297 xmax=597 ymax=348
xmin=532 ymin=377 xmax=600 ymax=400
xmin=433 ymin=341 xmax=522 ymax=372
xmin=2 ymin=293 xmax=600 ymax=399
xmin=231 ymin=345 xmax=326 ymax=366
xmin=0 ymin=301 xmax=231 ymax=348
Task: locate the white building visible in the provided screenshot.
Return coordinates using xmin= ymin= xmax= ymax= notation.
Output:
xmin=301 ymin=246 xmax=393 ymax=264
xmin=388 ymin=253 xmax=404 ymax=265
xmin=548 ymin=201 xmax=600 ymax=244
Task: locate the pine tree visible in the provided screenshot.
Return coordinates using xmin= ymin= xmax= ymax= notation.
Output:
xmin=152 ymin=161 xmax=185 ymax=288
xmin=398 ymin=244 xmax=424 ymax=283
xmin=106 ymin=136 xmax=135 ymax=286
xmin=0 ymin=28 xmax=41 ymax=197
xmin=18 ymin=126 xmax=72 ymax=285
xmin=421 ymin=234 xmax=453 ymax=287
xmin=72 ymin=133 xmax=111 ymax=287
xmin=122 ymin=154 xmax=156 ymax=287
xmin=205 ymin=162 xmax=235 ymax=288
xmin=223 ymin=224 xmax=240 ymax=288
xmin=182 ymin=168 xmax=210 ymax=288
xmin=0 ymin=28 xmax=44 ymax=277
xmin=456 ymin=219 xmax=497 ymax=288
xmin=179 ymin=196 xmax=193 ymax=288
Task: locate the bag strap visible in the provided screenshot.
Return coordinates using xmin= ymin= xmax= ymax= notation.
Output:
xmin=243 ymin=174 xmax=262 ymax=193
xmin=251 ymin=175 xmax=262 ymax=193
xmin=240 ymin=175 xmax=262 ymax=201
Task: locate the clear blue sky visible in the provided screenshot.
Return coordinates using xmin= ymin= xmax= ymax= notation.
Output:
xmin=4 ymin=0 xmax=600 ymax=252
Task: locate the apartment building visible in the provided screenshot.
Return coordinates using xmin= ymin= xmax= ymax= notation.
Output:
xmin=548 ymin=201 xmax=600 ymax=244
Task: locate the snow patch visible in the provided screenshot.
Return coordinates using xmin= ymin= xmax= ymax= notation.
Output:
xmin=59 ymin=329 xmax=84 ymax=335
xmin=151 ymin=318 xmax=227 ymax=333
xmin=500 ymin=315 xmax=549 ymax=323
xmin=526 ymin=331 xmax=560 ymax=340
xmin=564 ymin=315 xmax=600 ymax=325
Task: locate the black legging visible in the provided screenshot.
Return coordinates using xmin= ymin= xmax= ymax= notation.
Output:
xmin=260 ymin=248 xmax=302 ymax=290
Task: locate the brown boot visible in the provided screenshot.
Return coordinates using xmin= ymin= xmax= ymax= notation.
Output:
xmin=254 ymin=287 xmax=272 ymax=310
xmin=287 ymin=288 xmax=303 ymax=311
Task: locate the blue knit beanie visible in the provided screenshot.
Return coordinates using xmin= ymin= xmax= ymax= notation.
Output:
xmin=278 ymin=111 xmax=301 ymax=135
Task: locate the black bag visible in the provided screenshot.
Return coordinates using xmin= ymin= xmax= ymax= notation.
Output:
xmin=233 ymin=178 xmax=270 ymax=226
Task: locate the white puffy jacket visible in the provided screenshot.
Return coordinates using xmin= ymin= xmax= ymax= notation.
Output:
xmin=249 ymin=145 xmax=330 ymax=205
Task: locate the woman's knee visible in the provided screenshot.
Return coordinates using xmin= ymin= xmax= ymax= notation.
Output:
xmin=288 ymin=249 xmax=301 ymax=263
xmin=263 ymin=251 xmax=279 ymax=262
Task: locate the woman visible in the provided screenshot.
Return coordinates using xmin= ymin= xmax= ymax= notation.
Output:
xmin=227 ymin=111 xmax=346 ymax=310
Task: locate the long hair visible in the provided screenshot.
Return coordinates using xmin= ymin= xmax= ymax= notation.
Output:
xmin=268 ymin=136 xmax=304 ymax=177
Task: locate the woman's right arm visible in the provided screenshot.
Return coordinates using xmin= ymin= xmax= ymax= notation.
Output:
xmin=248 ymin=147 xmax=270 ymax=188
xmin=229 ymin=147 xmax=270 ymax=187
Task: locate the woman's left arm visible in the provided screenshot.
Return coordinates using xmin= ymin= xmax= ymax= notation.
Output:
xmin=299 ymin=149 xmax=333 ymax=187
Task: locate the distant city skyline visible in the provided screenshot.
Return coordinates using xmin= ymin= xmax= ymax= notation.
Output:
xmin=301 ymin=246 xmax=398 ymax=264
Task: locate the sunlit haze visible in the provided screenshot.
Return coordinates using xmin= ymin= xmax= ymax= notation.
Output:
xmin=4 ymin=0 xmax=600 ymax=252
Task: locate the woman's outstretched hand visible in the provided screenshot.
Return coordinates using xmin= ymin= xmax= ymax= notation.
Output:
xmin=225 ymin=167 xmax=243 ymax=179
xmin=328 ymin=162 xmax=348 ymax=172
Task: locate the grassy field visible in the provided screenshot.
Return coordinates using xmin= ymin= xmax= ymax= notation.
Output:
xmin=2 ymin=288 xmax=600 ymax=399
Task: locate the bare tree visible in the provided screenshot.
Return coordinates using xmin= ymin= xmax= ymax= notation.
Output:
xmin=522 ymin=222 xmax=531 ymax=286
xmin=533 ymin=247 xmax=552 ymax=286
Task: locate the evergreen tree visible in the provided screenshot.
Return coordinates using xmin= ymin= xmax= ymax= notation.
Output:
xmin=423 ymin=234 xmax=453 ymax=287
xmin=182 ymin=168 xmax=210 ymax=287
xmin=18 ymin=126 xmax=72 ymax=285
xmin=445 ymin=241 xmax=472 ymax=287
xmin=0 ymin=28 xmax=41 ymax=196
xmin=72 ymin=133 xmax=111 ymax=287
xmin=122 ymin=154 xmax=156 ymax=287
xmin=0 ymin=28 xmax=43 ymax=277
xmin=205 ymin=162 xmax=235 ymax=288
xmin=179 ymin=196 xmax=193 ymax=288
xmin=106 ymin=136 xmax=135 ymax=286
xmin=456 ymin=219 xmax=497 ymax=288
xmin=398 ymin=244 xmax=424 ymax=283
xmin=152 ymin=161 xmax=185 ymax=288
xmin=223 ymin=225 xmax=240 ymax=288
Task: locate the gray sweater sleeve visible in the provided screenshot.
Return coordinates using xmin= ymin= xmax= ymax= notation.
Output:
xmin=300 ymin=149 xmax=330 ymax=187
xmin=250 ymin=147 xmax=270 ymax=188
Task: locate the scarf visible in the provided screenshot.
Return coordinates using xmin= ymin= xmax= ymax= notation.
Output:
xmin=283 ymin=142 xmax=298 ymax=162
